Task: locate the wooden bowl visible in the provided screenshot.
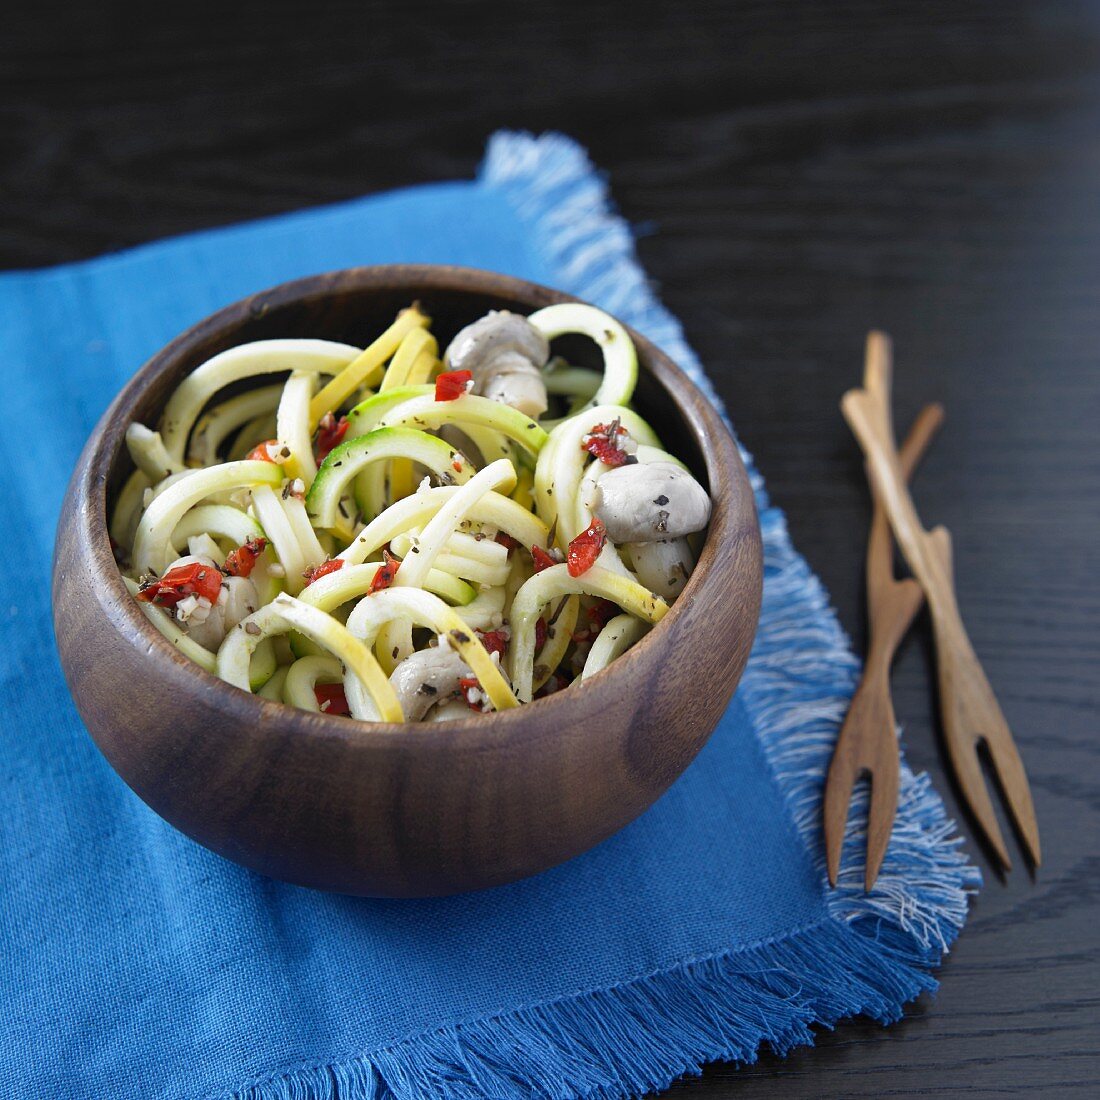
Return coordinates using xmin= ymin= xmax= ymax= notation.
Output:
xmin=52 ymin=265 xmax=762 ymax=897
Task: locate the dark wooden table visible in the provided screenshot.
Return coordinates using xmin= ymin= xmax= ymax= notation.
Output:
xmin=5 ymin=2 xmax=1098 ymax=1095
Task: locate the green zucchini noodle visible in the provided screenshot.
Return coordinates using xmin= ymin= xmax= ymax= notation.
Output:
xmin=115 ymin=301 xmax=712 ymax=722
xmin=283 ymin=655 xmax=344 ymax=712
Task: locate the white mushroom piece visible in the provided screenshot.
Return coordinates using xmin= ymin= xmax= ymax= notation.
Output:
xmin=592 ymin=462 xmax=711 ymax=543
xmin=388 ymin=644 xmax=472 ymax=722
xmin=443 ymin=311 xmax=550 ymax=419
xmin=166 ymin=554 xmax=260 ymax=651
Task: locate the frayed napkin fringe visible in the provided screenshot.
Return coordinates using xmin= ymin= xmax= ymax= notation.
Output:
xmin=226 ymin=131 xmax=979 ymax=1100
xmin=481 ymin=129 xmax=980 ymax=946
xmin=234 ymin=917 xmax=936 ymax=1100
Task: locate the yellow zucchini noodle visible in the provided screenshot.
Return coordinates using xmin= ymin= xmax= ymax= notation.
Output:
xmin=114 ymin=301 xmax=712 ymax=723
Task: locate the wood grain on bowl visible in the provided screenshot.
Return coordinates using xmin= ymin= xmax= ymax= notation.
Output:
xmin=52 ymin=265 xmax=762 ymax=897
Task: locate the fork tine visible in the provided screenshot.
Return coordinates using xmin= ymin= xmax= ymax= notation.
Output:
xmin=824 ymin=717 xmax=862 ymax=887
xmin=939 ymin=710 xmax=1013 ymax=870
xmin=825 ymin=667 xmax=902 ymax=889
xmin=984 ymin=728 xmax=1042 ymax=867
xmin=864 ymin=732 xmax=899 ymax=890
xmin=926 ymin=524 xmax=1028 ymax=872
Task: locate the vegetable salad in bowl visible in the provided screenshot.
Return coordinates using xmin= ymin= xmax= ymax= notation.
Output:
xmin=112 ymin=303 xmax=712 ymax=722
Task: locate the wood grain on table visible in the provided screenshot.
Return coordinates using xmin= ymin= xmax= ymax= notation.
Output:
xmin=4 ymin=1 xmax=1097 ymax=1094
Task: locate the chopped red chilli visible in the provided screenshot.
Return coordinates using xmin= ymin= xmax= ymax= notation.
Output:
xmin=368 ymin=549 xmax=400 ymax=595
xmin=314 ymin=683 xmax=351 ymax=716
xmin=534 ymin=617 xmax=548 ymax=652
xmin=477 ymin=629 xmax=508 ymax=659
xmin=137 ymin=562 xmax=222 ymax=607
xmin=459 ymin=676 xmax=485 ymax=711
xmin=566 ymin=518 xmax=606 ymax=577
xmin=434 ymin=369 xmax=473 ymax=402
xmin=531 ymin=545 xmax=561 ymax=573
xmin=581 ymin=420 xmax=633 ymax=467
xmin=587 ymin=598 xmax=618 ymax=631
xmin=315 ymin=413 xmax=349 ymax=461
xmin=302 ymin=558 xmax=345 ymax=586
xmin=246 ymin=439 xmax=283 ymax=464
xmin=223 ymin=537 xmax=267 ymax=579
xmin=494 ymin=531 xmax=519 ymax=551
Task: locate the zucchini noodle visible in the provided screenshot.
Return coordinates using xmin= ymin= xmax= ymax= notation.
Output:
xmin=527 ymin=303 xmax=638 ymax=409
xmin=581 ymin=614 xmax=650 ymax=680
xmin=116 ymin=301 xmax=712 ymax=723
xmin=188 ymin=383 xmax=283 ymax=467
xmin=159 ymin=339 xmax=359 ymax=462
xmin=125 ymin=423 xmax=185 ymax=481
xmin=132 ymin=461 xmax=282 ymax=574
xmin=275 ymin=371 xmax=319 ymax=485
xmin=308 ymin=307 xmax=429 ymax=426
xmin=380 ymin=328 xmax=439 ymax=391
xmin=283 ymin=655 xmax=344 ymax=712
xmin=110 ymin=469 xmax=151 ymax=549
xmin=226 ymin=412 xmax=279 ymax=461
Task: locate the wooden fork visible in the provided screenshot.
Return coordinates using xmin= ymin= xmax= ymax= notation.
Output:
xmin=825 ymin=333 xmax=944 ymax=889
xmin=841 ymin=332 xmax=1041 ymax=872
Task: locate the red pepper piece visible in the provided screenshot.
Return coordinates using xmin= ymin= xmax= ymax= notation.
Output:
xmin=586 ymin=598 xmax=618 ymax=631
xmin=494 ymin=531 xmax=519 ymax=551
xmin=315 ymin=413 xmax=349 ymax=462
xmin=582 ymin=437 xmax=627 ymax=467
xmin=302 ymin=558 xmax=345 ymax=587
xmin=223 ymin=537 xmax=268 ymax=579
xmin=459 ymin=676 xmax=484 ymax=712
xmin=477 ymin=629 xmax=508 ymax=659
xmin=434 ymin=369 xmax=473 ymax=402
xmin=246 ymin=439 xmax=282 ymax=463
xmin=534 ymin=617 xmax=547 ymax=652
xmin=314 ymin=683 xmax=351 ymax=716
xmin=566 ymin=518 xmax=606 ymax=578
xmin=531 ymin=545 xmax=558 ymax=573
xmin=368 ymin=548 xmax=400 ymax=595
xmin=581 ymin=422 xmax=631 ymax=467
xmin=136 ymin=562 xmax=223 ymax=608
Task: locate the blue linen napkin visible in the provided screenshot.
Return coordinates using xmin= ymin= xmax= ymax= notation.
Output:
xmin=0 ymin=132 xmax=979 ymax=1100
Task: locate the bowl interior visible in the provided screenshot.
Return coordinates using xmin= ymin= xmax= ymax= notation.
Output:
xmin=91 ymin=264 xmax=744 ymax=754
xmin=105 ymin=272 xmax=710 ymax=510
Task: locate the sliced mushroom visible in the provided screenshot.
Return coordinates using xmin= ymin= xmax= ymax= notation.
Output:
xmin=593 ymin=462 xmax=711 ymax=543
xmin=389 ymin=645 xmax=472 ymax=722
xmin=166 ymin=554 xmax=259 ymax=651
xmin=444 ymin=311 xmax=549 ymax=419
